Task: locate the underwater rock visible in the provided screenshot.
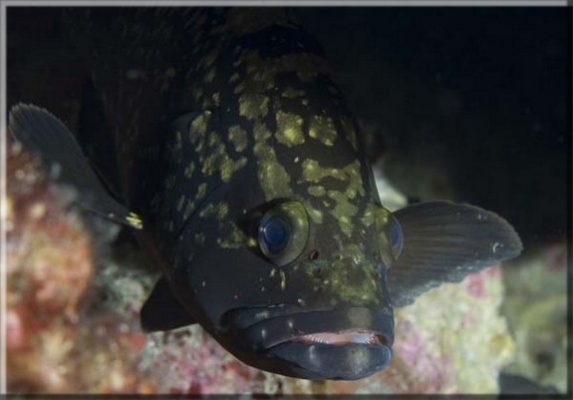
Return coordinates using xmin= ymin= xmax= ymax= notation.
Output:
xmin=5 ymin=140 xmax=156 ymax=394
xmin=501 ymin=242 xmax=568 ymax=394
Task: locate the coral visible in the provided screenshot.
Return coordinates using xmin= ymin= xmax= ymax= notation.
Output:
xmin=5 ymin=140 xmax=156 ymax=394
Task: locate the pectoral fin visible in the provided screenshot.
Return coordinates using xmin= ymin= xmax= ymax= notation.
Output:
xmin=8 ymin=103 xmax=142 ymax=229
xmin=140 ymin=277 xmax=197 ymax=332
xmin=389 ymin=201 xmax=523 ymax=307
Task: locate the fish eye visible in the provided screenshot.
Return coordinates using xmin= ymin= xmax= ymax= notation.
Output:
xmin=375 ymin=207 xmax=404 ymax=260
xmin=258 ymin=200 xmax=310 ymax=266
xmin=260 ymin=215 xmax=290 ymax=254
xmin=389 ymin=216 xmax=403 ymax=257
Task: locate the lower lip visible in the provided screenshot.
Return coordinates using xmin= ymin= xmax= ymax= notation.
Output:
xmin=266 ymin=340 xmax=393 ymax=380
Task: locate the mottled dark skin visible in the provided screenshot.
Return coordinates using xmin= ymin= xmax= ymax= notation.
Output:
xmin=57 ymin=7 xmax=397 ymax=380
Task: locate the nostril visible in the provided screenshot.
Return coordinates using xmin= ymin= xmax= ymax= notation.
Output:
xmin=309 ymin=250 xmax=320 ymax=260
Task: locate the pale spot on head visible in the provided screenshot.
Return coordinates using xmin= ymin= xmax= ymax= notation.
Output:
xmin=229 ymin=72 xmax=240 ymax=83
xmin=309 ymin=115 xmax=337 ymax=146
xmin=228 ymin=125 xmax=248 ymax=152
xmin=275 ymin=111 xmax=305 ymax=147
xmin=239 ymin=93 xmax=269 ymax=120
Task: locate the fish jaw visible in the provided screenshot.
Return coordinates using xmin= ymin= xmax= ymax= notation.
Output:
xmin=221 ymin=307 xmax=394 ymax=380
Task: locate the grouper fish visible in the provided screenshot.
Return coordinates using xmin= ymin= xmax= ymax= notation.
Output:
xmin=8 ymin=7 xmax=523 ymax=380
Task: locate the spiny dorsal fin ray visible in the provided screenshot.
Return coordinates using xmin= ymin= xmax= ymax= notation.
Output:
xmin=8 ymin=103 xmax=142 ymax=229
xmin=389 ymin=201 xmax=523 ymax=307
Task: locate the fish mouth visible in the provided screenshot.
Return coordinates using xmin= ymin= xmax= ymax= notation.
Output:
xmin=223 ymin=307 xmax=394 ymax=380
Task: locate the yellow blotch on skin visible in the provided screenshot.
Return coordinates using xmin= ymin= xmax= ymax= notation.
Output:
xmin=184 ymin=163 xmax=195 ymax=178
xmin=253 ymin=122 xmax=292 ymax=200
xmin=300 ymin=159 xmax=347 ymax=183
xmin=202 ymin=132 xmax=248 ymax=182
xmin=212 ymin=92 xmax=220 ymax=106
xmin=229 ymin=72 xmax=240 ymax=83
xmin=183 ymin=182 xmax=209 ymax=220
xmin=360 ymin=203 xmax=377 ymax=227
xmin=317 ymin=244 xmax=381 ymax=306
xmin=307 ymin=185 xmax=326 ymax=197
xmin=196 ymin=183 xmax=207 ymax=200
xmin=239 ymin=93 xmax=269 ymax=120
xmin=200 ymin=202 xmax=229 ymax=220
xmin=177 ymin=195 xmax=185 ymax=212
xmin=282 ymin=87 xmax=305 ymax=98
xmin=189 ymin=111 xmax=211 ymax=144
xmin=221 ymin=157 xmax=248 ymax=182
xmin=228 ymin=125 xmax=248 ymax=152
xmin=184 ymin=199 xmax=195 ymax=220
xmin=327 ymin=190 xmax=358 ymax=237
xmin=307 ymin=206 xmax=323 ymax=224
xmin=300 ymin=159 xmax=365 ymax=236
xmin=309 ymin=115 xmax=337 ymax=146
xmin=275 ymin=111 xmax=305 ymax=147
xmin=217 ymin=222 xmax=247 ymax=249
xmin=342 ymin=160 xmax=365 ymax=199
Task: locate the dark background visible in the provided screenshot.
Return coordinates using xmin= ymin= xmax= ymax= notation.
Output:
xmin=296 ymin=7 xmax=570 ymax=253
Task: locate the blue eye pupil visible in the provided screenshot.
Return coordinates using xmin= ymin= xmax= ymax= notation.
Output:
xmin=262 ymin=216 xmax=290 ymax=253
xmin=390 ymin=218 xmax=404 ymax=257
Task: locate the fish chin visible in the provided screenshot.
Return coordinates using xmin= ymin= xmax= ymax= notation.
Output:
xmin=267 ymin=340 xmax=392 ymax=380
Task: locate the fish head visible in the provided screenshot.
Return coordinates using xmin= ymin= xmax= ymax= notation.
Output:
xmin=167 ymin=162 xmax=404 ymax=380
